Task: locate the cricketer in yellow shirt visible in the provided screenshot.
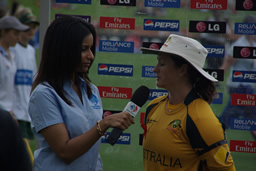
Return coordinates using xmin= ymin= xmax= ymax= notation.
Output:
xmin=143 ymin=90 xmax=235 ymax=171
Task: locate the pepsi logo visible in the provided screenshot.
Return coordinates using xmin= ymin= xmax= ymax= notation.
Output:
xmin=233 ymin=71 xmax=243 ymax=78
xmin=145 ymin=20 xmax=154 ymax=27
xmin=240 ymin=48 xmax=251 ymax=58
xmin=99 ymin=64 xmax=108 ymax=72
xmin=243 ymin=0 xmax=253 ymax=10
xmin=196 ymin=22 xmax=206 ymax=32
xmin=149 ymin=43 xmax=160 ymax=50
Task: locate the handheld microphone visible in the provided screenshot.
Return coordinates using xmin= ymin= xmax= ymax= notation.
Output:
xmin=106 ymin=85 xmax=150 ymax=146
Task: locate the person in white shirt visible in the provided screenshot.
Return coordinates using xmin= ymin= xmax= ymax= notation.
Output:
xmin=0 ymin=15 xmax=28 ymax=118
xmin=10 ymin=8 xmax=39 ymax=159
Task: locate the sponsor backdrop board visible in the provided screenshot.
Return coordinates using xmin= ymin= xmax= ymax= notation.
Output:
xmin=51 ymin=0 xmax=256 ymax=170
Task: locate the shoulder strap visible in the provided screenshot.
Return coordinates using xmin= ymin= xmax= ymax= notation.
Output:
xmin=185 ymin=89 xmax=227 ymax=156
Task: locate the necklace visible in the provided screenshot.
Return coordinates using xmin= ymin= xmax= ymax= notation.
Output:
xmin=165 ymin=99 xmax=184 ymax=113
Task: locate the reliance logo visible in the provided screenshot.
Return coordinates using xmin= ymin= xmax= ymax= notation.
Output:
xmin=99 ymin=40 xmax=134 ymax=53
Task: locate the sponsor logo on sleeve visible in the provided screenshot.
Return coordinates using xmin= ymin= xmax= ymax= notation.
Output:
xmin=98 ymin=63 xmax=133 ymax=76
xmin=230 ymin=140 xmax=256 ymax=153
xmin=55 ymin=14 xmax=91 ymax=23
xmin=189 ymin=21 xmax=226 ymax=33
xmin=144 ymin=0 xmax=181 ymax=8
xmin=232 ymin=70 xmax=256 ymax=83
xmin=99 ymin=40 xmax=134 ymax=53
xmin=100 ymin=17 xmax=135 ymax=30
xmin=234 ymin=23 xmax=256 ymax=35
xmin=100 ymin=0 xmax=136 ymax=6
xmin=191 ymin=0 xmax=227 ymax=10
xmin=233 ymin=46 xmax=256 ymax=59
xmin=56 ymin=0 xmax=91 ymax=4
xmin=97 ymin=86 xmax=132 ymax=99
xmin=205 ymin=45 xmax=225 ymax=58
xmin=236 ymin=0 xmax=256 ymax=11
xmin=144 ymin=19 xmax=179 ymax=32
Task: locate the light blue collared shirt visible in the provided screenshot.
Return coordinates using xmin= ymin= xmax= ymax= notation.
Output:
xmin=29 ymin=78 xmax=103 ymax=171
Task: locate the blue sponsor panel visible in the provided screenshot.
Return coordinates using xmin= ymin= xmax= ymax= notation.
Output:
xmin=56 ymin=0 xmax=91 ymax=4
xmin=98 ymin=63 xmax=133 ymax=76
xmin=149 ymin=89 xmax=168 ymax=100
xmin=230 ymin=118 xmax=256 ymax=131
xmin=144 ymin=19 xmax=179 ymax=31
xmin=99 ymin=40 xmax=134 ymax=53
xmin=204 ymin=45 xmax=225 ymax=58
xmin=55 ymin=14 xmax=91 ymax=23
xmin=144 ymin=0 xmax=181 ymax=8
xmin=234 ymin=23 xmax=256 ymax=35
xmin=15 ymin=69 xmax=33 ymax=85
xmin=142 ymin=66 xmax=156 ymax=78
xmin=212 ymin=93 xmax=223 ymax=104
xmin=232 ymin=70 xmax=256 ymax=83
xmin=101 ymin=132 xmax=131 ymax=145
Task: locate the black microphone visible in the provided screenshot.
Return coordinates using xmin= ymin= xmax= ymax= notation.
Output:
xmin=106 ymin=85 xmax=150 ymax=146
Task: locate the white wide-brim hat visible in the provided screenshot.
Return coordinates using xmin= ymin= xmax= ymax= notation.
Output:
xmin=140 ymin=34 xmax=218 ymax=82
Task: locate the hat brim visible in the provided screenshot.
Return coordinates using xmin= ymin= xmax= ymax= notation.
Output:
xmin=140 ymin=47 xmax=218 ymax=82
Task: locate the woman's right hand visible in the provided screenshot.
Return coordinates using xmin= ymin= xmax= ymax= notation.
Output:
xmin=100 ymin=112 xmax=135 ymax=132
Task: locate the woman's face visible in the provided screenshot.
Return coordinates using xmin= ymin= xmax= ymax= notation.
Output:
xmin=153 ymin=53 xmax=182 ymax=90
xmin=77 ymin=33 xmax=94 ymax=73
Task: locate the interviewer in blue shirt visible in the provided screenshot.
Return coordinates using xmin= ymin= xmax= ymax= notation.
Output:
xmin=28 ymin=16 xmax=134 ymax=171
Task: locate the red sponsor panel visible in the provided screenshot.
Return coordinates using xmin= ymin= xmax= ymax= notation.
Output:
xmin=230 ymin=140 xmax=256 ymax=153
xmin=231 ymin=94 xmax=256 ymax=106
xmin=191 ymin=0 xmax=227 ymax=10
xmin=98 ymin=86 xmax=132 ymax=99
xmin=100 ymin=16 xmax=135 ymax=30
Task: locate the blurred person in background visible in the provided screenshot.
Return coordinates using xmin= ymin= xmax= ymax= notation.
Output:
xmin=10 ymin=6 xmax=40 ymax=162
xmin=0 ymin=108 xmax=32 ymax=171
xmin=0 ymin=16 xmax=28 ymax=119
xmin=220 ymin=15 xmax=256 ymax=140
xmin=200 ymin=10 xmax=236 ymax=69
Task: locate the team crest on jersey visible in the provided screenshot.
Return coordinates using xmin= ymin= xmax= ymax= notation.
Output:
xmin=168 ymin=120 xmax=181 ymax=135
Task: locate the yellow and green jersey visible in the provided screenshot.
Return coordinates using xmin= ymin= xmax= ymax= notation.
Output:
xmin=143 ymin=90 xmax=235 ymax=171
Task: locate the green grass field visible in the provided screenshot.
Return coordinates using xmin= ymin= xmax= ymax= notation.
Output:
xmin=11 ymin=1 xmax=256 ymax=170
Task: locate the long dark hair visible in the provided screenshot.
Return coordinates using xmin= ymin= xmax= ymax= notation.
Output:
xmin=32 ymin=16 xmax=97 ymax=105
xmin=171 ymin=54 xmax=217 ymax=103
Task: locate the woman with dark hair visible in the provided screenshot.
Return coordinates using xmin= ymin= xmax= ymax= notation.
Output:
xmin=28 ymin=16 xmax=134 ymax=171
xmin=140 ymin=34 xmax=235 ymax=171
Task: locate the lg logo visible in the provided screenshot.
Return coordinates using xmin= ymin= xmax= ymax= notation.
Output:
xmin=196 ymin=22 xmax=220 ymax=32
